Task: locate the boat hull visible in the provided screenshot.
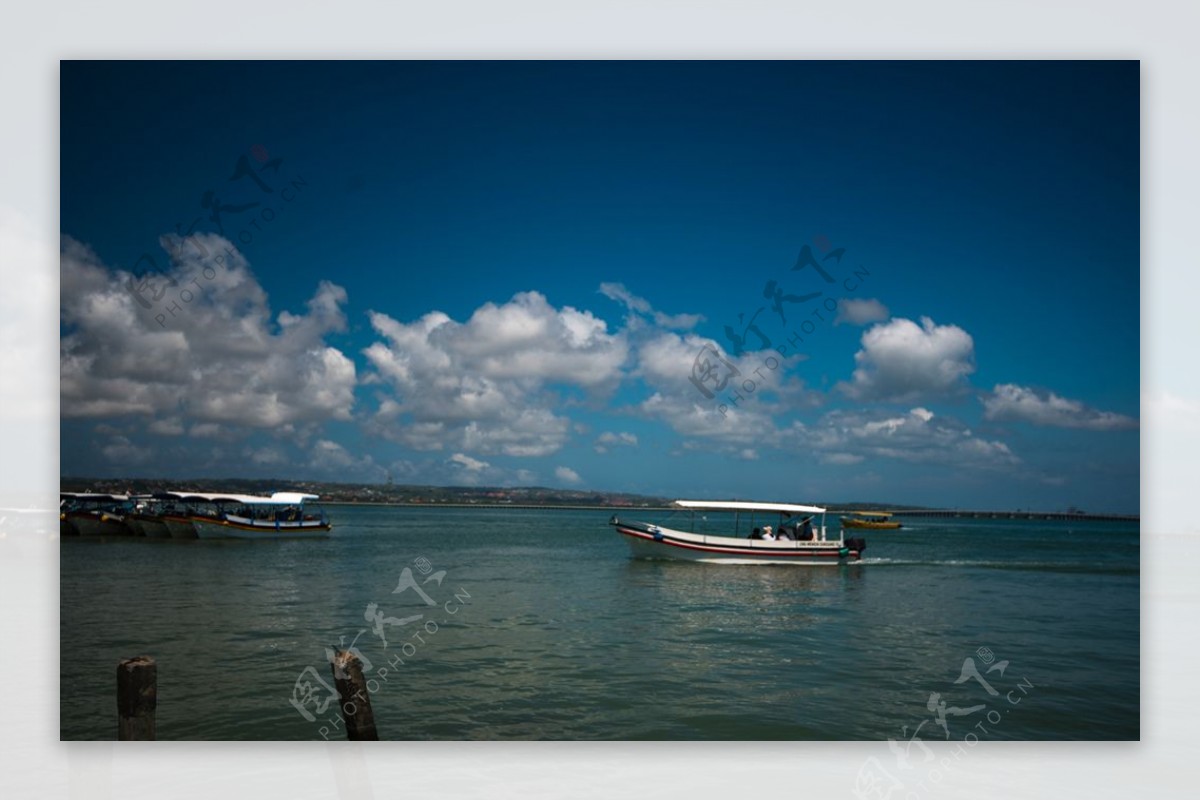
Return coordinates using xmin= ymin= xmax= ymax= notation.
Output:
xmin=161 ymin=514 xmax=198 ymax=539
xmin=615 ymin=523 xmax=859 ymax=565
xmin=69 ymin=511 xmax=135 ymax=537
xmin=127 ymin=514 xmax=171 ymax=538
xmin=193 ymin=516 xmax=331 ymax=540
xmin=841 ymin=519 xmax=901 ymax=530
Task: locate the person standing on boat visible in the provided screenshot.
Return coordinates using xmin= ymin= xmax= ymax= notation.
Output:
xmin=800 ymin=517 xmax=814 ymax=541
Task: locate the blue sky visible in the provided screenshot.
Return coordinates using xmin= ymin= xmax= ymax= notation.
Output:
xmin=59 ymin=61 xmax=1139 ymax=511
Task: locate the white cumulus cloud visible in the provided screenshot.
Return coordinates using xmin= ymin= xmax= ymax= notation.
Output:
xmin=599 ymin=282 xmax=704 ymax=330
xmin=840 ymin=316 xmax=975 ymax=402
xmin=449 ymin=452 xmax=490 ymax=472
xmin=364 ymin=291 xmax=627 ymax=457
xmin=834 ymin=298 xmax=890 ymax=326
xmin=555 ymin=465 xmax=582 ymax=484
xmin=632 ymin=331 xmax=815 ymax=449
xmin=982 ymin=384 xmax=1138 ymax=430
xmin=60 ymin=234 xmax=357 ymax=430
xmin=594 ymin=431 xmax=638 ymax=453
xmin=820 ymin=452 xmax=865 ymax=466
xmin=805 ymin=407 xmax=1018 ymax=467
xmin=100 ymin=435 xmax=151 ymax=465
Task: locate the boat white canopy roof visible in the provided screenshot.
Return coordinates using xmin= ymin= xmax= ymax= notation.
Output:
xmin=162 ymin=491 xmax=252 ymax=503
xmin=269 ymin=492 xmax=319 ymax=504
xmin=674 ymin=500 xmax=826 ymax=515
xmin=162 ymin=490 xmax=319 ymax=505
xmin=61 ymin=492 xmax=130 ymax=501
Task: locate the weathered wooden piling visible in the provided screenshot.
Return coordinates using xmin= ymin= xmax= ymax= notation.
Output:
xmin=329 ymin=649 xmax=378 ymax=740
xmin=116 ymin=656 xmax=156 ymax=740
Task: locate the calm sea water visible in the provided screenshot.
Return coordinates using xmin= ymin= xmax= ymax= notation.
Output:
xmin=60 ymin=506 xmax=1139 ymax=740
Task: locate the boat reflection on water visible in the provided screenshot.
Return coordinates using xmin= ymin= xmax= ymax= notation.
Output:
xmin=622 ymin=556 xmax=868 ymax=616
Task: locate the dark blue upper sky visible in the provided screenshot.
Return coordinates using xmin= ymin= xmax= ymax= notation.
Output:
xmin=59 ymin=61 xmax=1139 ymax=511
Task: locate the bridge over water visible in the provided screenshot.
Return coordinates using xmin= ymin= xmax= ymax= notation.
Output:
xmin=329 ymin=501 xmax=1138 ymax=523
xmin=876 ymin=509 xmax=1139 ymax=523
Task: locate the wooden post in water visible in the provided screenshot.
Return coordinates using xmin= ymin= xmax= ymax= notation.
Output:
xmin=116 ymin=655 xmax=156 ymax=740
xmin=330 ymin=649 xmax=378 ymax=740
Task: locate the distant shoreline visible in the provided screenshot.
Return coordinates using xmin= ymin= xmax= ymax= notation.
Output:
xmin=60 ymin=478 xmax=1137 ymax=520
xmin=321 ymin=501 xmax=1139 ymax=522
xmin=323 ymin=501 xmax=672 ymax=512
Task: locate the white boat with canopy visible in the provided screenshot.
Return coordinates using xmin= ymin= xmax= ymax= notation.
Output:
xmin=126 ymin=493 xmax=173 ymax=538
xmin=61 ymin=493 xmax=135 ymax=537
xmin=610 ymin=500 xmax=866 ymax=565
xmin=155 ymin=491 xmax=226 ymax=539
xmin=187 ymin=491 xmax=331 ymax=539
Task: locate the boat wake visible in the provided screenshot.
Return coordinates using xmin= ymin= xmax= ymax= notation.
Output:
xmin=857 ymin=557 xmax=1136 ymax=575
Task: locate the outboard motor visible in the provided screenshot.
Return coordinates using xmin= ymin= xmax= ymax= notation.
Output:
xmin=845 ymin=537 xmax=866 ymax=557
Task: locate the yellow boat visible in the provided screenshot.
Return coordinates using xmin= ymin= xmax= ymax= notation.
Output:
xmin=840 ymin=511 xmax=902 ymax=529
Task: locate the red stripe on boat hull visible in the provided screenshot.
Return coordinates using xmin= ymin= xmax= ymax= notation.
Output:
xmin=616 ymin=526 xmax=858 ymax=559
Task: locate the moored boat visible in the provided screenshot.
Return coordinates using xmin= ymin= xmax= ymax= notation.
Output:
xmin=126 ymin=513 xmax=171 ymax=538
xmin=59 ymin=489 xmax=333 ymax=541
xmin=611 ymin=500 xmax=866 ymax=565
xmin=60 ymin=495 xmax=80 ymax=537
xmin=153 ymin=491 xmax=225 ymax=539
xmin=125 ymin=495 xmax=172 ymax=538
xmin=63 ymin=494 xmax=136 ymax=536
xmin=840 ymin=511 xmax=902 ymax=530
xmin=190 ymin=492 xmax=331 ymax=539
xmin=161 ymin=511 xmax=199 ymax=539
